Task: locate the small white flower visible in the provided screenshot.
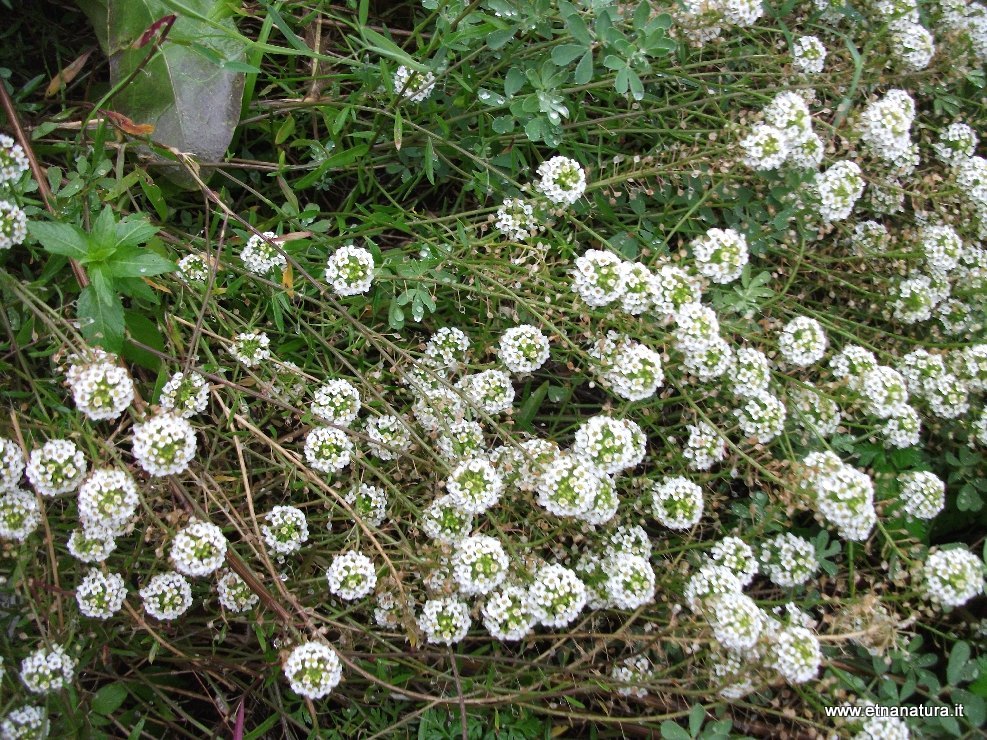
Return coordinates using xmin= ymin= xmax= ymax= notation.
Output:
xmin=740 ymin=124 xmax=789 ymax=171
xmin=325 ymin=245 xmax=374 ymax=296
xmin=453 ymin=534 xmax=509 ymax=595
xmin=792 ymin=35 xmax=826 ymax=73
xmin=898 ymin=471 xmax=945 ymax=520
xmin=0 ymin=488 xmax=39 ymax=542
xmin=140 ymin=571 xmax=193 ymax=620
xmin=691 ymin=228 xmax=749 ymax=283
xmin=571 ymin=249 xmax=627 ymax=307
xmin=419 ymin=597 xmax=471 ymax=644
xmin=572 ymin=415 xmax=646 ymax=474
xmin=651 ymin=476 xmax=704 ymax=530
xmin=0 ymin=436 xmax=25 ymax=491
xmin=498 ymin=325 xmax=551 ymax=373
xmin=0 ymin=705 xmax=48 ymax=739
xmin=344 ymin=483 xmax=388 ymax=527
xmin=303 ymin=427 xmax=353 ymax=474
xmin=326 ymin=550 xmax=377 ymax=601
xmin=482 ymin=584 xmax=536 ymax=641
xmin=759 ymin=533 xmax=817 ymax=588
xmin=231 ymin=331 xmax=271 ymax=368
xmin=216 ymin=570 xmax=259 ymax=613
xmin=446 ymin=457 xmax=503 ymax=514
xmin=25 ymin=439 xmax=87 ymax=496
xmin=706 ymin=592 xmax=766 ymax=652
xmin=421 ymin=494 xmax=474 ymax=544
xmin=283 ymin=642 xmax=343 ymax=699
xmin=261 ymin=505 xmax=309 ymax=554
xmin=766 ymin=623 xmax=821 ymax=684
xmin=777 ymin=316 xmax=828 ymax=367
xmin=177 ymin=254 xmax=210 ymax=282
xmin=706 ymin=537 xmax=758 ymax=586
xmin=0 ymin=200 xmax=27 ymax=250
xmin=424 ymin=327 xmax=470 ymax=370
xmin=67 ymin=526 xmax=116 ymax=563
xmin=19 ymin=645 xmax=75 ymax=695
xmin=66 ymin=354 xmax=134 ymax=421
xmin=393 ymin=65 xmax=436 ymax=102
xmin=170 ymin=520 xmax=227 ymax=577
xmin=535 ymin=155 xmax=586 ymax=206
xmin=813 ymin=160 xmax=865 ymax=222
xmin=132 ymin=413 xmax=196 ymax=477
xmin=310 ymin=379 xmax=361 ymax=426
xmin=159 ymin=371 xmax=210 ymax=418
xmin=457 ymin=369 xmax=515 ymax=414
xmin=495 ymin=198 xmax=539 ymax=240
xmin=0 ymin=133 xmax=29 ymax=185
xmin=240 ymin=231 xmax=285 ymax=276
xmin=77 ymin=468 xmax=139 ymax=534
xmin=528 ymin=563 xmax=587 ymax=628
xmin=76 ymin=568 xmax=127 ymax=619
xmin=923 ymin=547 xmax=984 ymax=607
xmin=604 ymin=552 xmax=656 ymax=609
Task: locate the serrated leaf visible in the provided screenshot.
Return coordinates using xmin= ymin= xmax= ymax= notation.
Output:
xmin=103 ymin=247 xmax=176 ymax=278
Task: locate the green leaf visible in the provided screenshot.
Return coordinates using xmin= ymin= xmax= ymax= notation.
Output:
xmin=566 ymin=14 xmax=592 ymax=45
xmin=949 ymin=642 xmax=972 ymax=686
xmin=551 ymin=44 xmax=587 ymax=65
xmin=574 ymin=49 xmax=594 ymax=84
xmin=103 ymin=246 xmax=176 ymax=278
xmin=123 ymin=311 xmax=165 ymax=371
xmin=688 ymin=703 xmax=705 ymax=736
xmin=504 ymin=67 xmax=525 ymax=97
xmin=516 ymin=381 xmax=549 ymax=432
xmin=660 ymin=721 xmax=691 ymax=740
xmin=91 ymin=266 xmax=116 ymax=306
xmin=78 ymin=285 xmax=126 ymax=351
xmin=28 ymin=221 xmax=89 ymax=258
xmin=487 ymin=28 xmax=516 ymax=50
xmin=361 ymin=27 xmax=425 ymax=71
xmin=81 ymin=0 xmax=247 ymax=178
xmin=92 ymin=682 xmax=128 ymax=715
xmin=113 ymin=214 xmax=160 ymax=249
xmin=90 ymin=206 xmax=118 ymax=249
xmin=423 ymin=137 xmax=435 ymax=185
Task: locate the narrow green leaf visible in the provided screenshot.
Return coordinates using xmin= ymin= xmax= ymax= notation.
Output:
xmin=92 ymin=683 xmax=128 ymax=715
xmin=424 ymin=137 xmax=435 ymax=185
xmin=362 ymin=27 xmax=425 ymax=71
xmin=103 ymin=247 xmax=176 ymax=278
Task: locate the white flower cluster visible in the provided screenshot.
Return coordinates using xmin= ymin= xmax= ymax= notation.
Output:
xmin=851 ymin=221 xmax=890 ymax=256
xmin=216 ymin=570 xmax=259 ymax=612
xmin=571 ymin=249 xmax=626 ymax=307
xmin=498 ymin=325 xmax=551 ymax=373
xmin=923 ymin=547 xmax=984 ymax=608
xmin=304 ymin=426 xmax=353 ymax=474
xmin=934 ymin=123 xmax=978 ymax=165
xmin=132 ymin=413 xmax=197 ymax=476
xmin=177 ymin=253 xmax=209 ymax=282
xmin=652 ymin=263 xmax=702 ymax=315
xmin=310 ymin=379 xmax=361 ymax=426
xmin=535 ymin=155 xmax=586 ymax=206
xmin=1 ymin=436 xmax=24 ymax=490
xmin=611 ymin=655 xmax=653 ymax=698
xmin=765 ymin=623 xmax=822 ymax=684
xmin=592 ymin=333 xmax=665 ymax=401
xmin=536 ymin=454 xmax=611 ymax=521
xmin=859 ymin=365 xmax=909 ymax=418
xmin=240 ymin=231 xmax=285 ymax=276
xmin=453 ymin=534 xmax=508 ymax=595
xmin=140 ymin=571 xmax=194 ymax=620
xmin=325 ymin=245 xmax=374 ymax=296
xmin=813 ymin=160 xmax=865 ymax=222
xmin=365 ymin=414 xmax=412 ymax=460
xmin=419 ymin=596 xmax=472 ymax=644
xmin=495 ymin=197 xmax=539 ymax=240
xmin=0 ymin=133 xmax=29 ymax=185
xmin=741 ymin=92 xmax=822 ymax=172
xmin=528 ymin=563 xmax=587 ymax=628
xmin=66 ymin=352 xmax=134 ymax=421
xmin=651 ymin=476 xmax=704 ymax=530
xmin=75 ymin=568 xmax=127 ymax=619
xmin=889 ymin=20 xmax=935 ymax=71
xmin=691 ymin=228 xmax=749 ymax=284
xmin=457 ymin=369 xmax=515 ymax=413
xmin=858 ymin=89 xmax=916 ymax=169
xmin=326 ymin=550 xmax=377 ymax=600
xmin=67 ymin=527 xmax=116 ymax=563
xmin=683 ymin=421 xmax=726 ymax=471
xmin=345 ymin=483 xmax=388 ymax=526
xmin=446 ymin=457 xmax=503 ymax=514
xmin=604 ymin=552 xmax=656 ymax=609
xmin=19 ymin=644 xmax=75 ymax=694
xmin=283 ymin=642 xmax=343 ymax=699
xmin=422 ymin=494 xmax=474 ymax=544
xmin=898 ymin=471 xmax=945 ymax=520
xmin=159 ymin=371 xmax=210 ymax=418
xmin=734 ymin=390 xmax=787 ymax=443
xmin=170 ymin=520 xmax=227 ymax=577
xmin=892 ymin=273 xmax=941 ymax=324
xmin=26 ymin=439 xmax=87 ymax=496
xmin=0 ymin=705 xmax=48 ymax=739
xmin=0 ymin=199 xmax=26 ymax=250
xmin=759 ymin=533 xmax=818 ymax=587
xmin=0 ymin=488 xmax=40 ymax=542
xmin=789 ymin=382 xmax=842 ymax=439
xmin=792 ymin=35 xmax=826 ymax=73
xmin=572 ymin=415 xmax=645 ymax=474
xmin=393 ymin=65 xmax=436 ymax=102
xmin=800 ymin=451 xmax=876 ymax=541
xmin=437 ymin=419 xmax=484 ymax=461
xmin=777 ymin=316 xmax=827 ymax=367
xmin=482 ymin=584 xmax=536 ymax=640
xmin=231 ymin=331 xmax=271 ymax=367
xmin=918 ymin=224 xmax=963 ymax=273
xmin=78 ymin=468 xmax=139 ymax=534
xmin=262 ymin=505 xmax=309 ymax=554
xmin=706 ymin=537 xmax=758 ymax=586
xmin=677 ymin=0 xmax=764 ymax=44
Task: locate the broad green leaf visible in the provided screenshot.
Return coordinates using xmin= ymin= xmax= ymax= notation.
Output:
xmin=78 ymin=285 xmax=126 ymax=351
xmin=103 ymin=246 xmax=176 ymax=278
xmin=91 ymin=266 xmax=116 ymax=306
xmin=660 ymin=721 xmax=691 ymax=740
xmin=123 ymin=311 xmax=165 ymax=371
xmin=28 ymin=221 xmax=89 ymax=258
xmin=948 ymin=641 xmax=971 ymax=686
xmin=114 ymin=214 xmax=160 ymax=248
xmin=92 ymin=682 xmax=128 ymax=715
xmin=90 ymin=205 xmax=118 ymax=249
xmin=574 ymin=50 xmax=594 ymax=84
xmin=79 ymin=0 xmax=247 ymax=178
xmin=551 ymin=44 xmax=586 ymax=66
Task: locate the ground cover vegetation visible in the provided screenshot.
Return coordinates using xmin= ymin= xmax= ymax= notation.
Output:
xmin=0 ymin=0 xmax=986 ymax=736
